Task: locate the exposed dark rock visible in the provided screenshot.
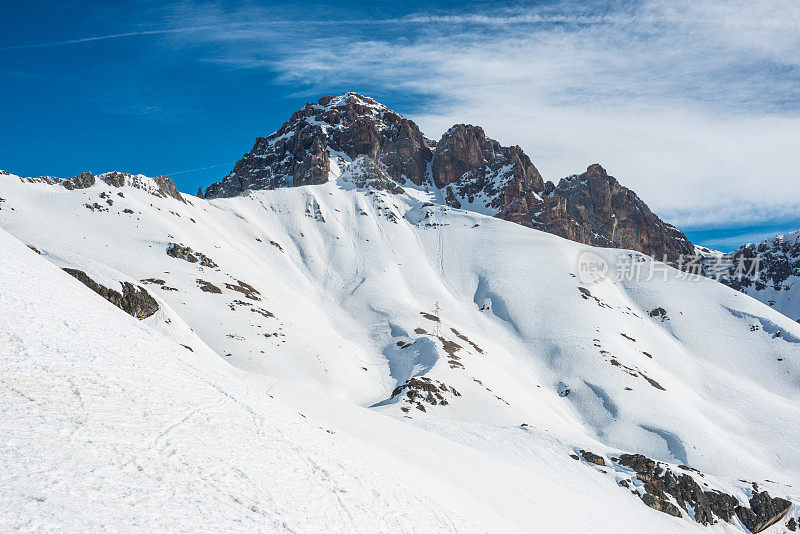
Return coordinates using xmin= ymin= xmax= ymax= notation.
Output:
xmin=84 ymin=202 xmax=107 ymax=212
xmin=224 ymin=279 xmax=261 ymax=301
xmin=390 ymin=376 xmax=460 ymax=411
xmin=579 ymin=450 xmax=606 ymax=466
xmin=102 ymin=171 xmax=127 ymax=188
xmin=99 ymin=171 xmax=185 ymax=202
xmin=419 ymin=312 xmax=440 ymax=322
xmin=166 ymin=243 xmax=217 ymax=268
xmin=615 ymin=453 xmax=790 ymax=529
xmin=735 ymin=491 xmax=791 ymax=533
xmin=711 ymin=231 xmax=800 ymax=321
xmin=140 ymin=278 xmax=166 ymax=285
xmin=196 ymin=279 xmax=222 ymax=294
xmin=200 ymin=93 xmax=694 ymax=261
xmin=450 ymin=327 xmax=484 ymax=353
xmin=63 ymin=268 xmax=158 ymax=319
xmin=578 ymin=286 xmax=611 ymax=308
xmin=63 ymin=171 xmax=95 ymax=190
xmin=437 ymin=337 xmax=462 ymax=359
xmin=787 ymin=517 xmax=797 ymax=531
xmin=151 ymin=175 xmax=185 ymax=202
xmin=640 ymin=372 xmax=666 ymax=391
xmin=339 ymin=155 xmax=404 ymax=194
xmin=649 ymin=307 xmax=668 ymax=321
xmin=641 ymin=492 xmax=682 ymax=517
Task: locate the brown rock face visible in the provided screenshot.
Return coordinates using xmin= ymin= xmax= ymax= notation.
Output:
xmin=531 ymin=164 xmax=693 ymax=262
xmin=433 ymin=124 xmax=545 ymax=220
xmin=202 ymin=93 xmax=432 ymax=197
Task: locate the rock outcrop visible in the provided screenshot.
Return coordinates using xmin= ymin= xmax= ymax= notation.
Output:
xmin=610 ymin=453 xmax=791 ymax=531
xmin=63 ymin=268 xmax=159 ymax=320
xmin=735 ymin=491 xmax=792 ymax=533
xmin=99 ymin=171 xmax=185 ymax=203
xmin=724 ymin=231 xmax=800 ymax=294
xmin=166 ymin=243 xmax=217 ymax=268
xmin=338 ymin=155 xmax=404 ymax=194
xmin=63 ymin=171 xmax=96 ymax=190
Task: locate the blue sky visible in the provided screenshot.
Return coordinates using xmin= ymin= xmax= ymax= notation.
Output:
xmin=1 ymin=0 xmax=798 ymax=250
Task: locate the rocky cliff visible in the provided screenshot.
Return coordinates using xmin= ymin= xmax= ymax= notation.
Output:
xmin=431 ymin=124 xmax=545 ymax=224
xmin=531 ymin=164 xmax=694 ymax=262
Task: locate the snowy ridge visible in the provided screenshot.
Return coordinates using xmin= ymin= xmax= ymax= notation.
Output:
xmin=2 ymin=171 xmax=800 ymax=532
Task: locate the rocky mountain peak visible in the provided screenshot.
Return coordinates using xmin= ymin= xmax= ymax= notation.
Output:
xmin=532 ymin=164 xmax=693 ymax=261
xmin=585 ymin=163 xmax=608 ymax=179
xmin=433 ymin=123 xmax=546 ymax=225
xmin=202 ymin=93 xmax=432 ymax=198
xmin=432 ymin=123 xmax=542 ymax=188
xmin=200 ymin=93 xmax=693 ymax=260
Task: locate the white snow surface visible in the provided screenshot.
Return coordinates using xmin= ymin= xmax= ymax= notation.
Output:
xmin=1 ymin=172 xmax=799 ymax=532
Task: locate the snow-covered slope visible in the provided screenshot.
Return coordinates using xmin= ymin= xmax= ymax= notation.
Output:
xmin=1 ymin=166 xmax=799 ymax=532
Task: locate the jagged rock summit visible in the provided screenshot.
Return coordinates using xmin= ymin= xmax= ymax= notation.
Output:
xmin=534 ymin=164 xmax=694 ymax=261
xmin=201 ymin=92 xmax=693 ymax=260
xmin=202 ymin=92 xmax=432 ymax=197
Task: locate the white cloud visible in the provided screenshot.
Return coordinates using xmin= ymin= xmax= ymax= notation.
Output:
xmin=128 ymin=0 xmax=800 ymax=229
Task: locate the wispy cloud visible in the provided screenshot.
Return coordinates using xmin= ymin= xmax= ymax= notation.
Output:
xmin=250 ymin=0 xmax=798 ymax=229
xmin=0 ymin=29 xmax=198 ymax=51
xmin=7 ymin=0 xmax=797 ymax=230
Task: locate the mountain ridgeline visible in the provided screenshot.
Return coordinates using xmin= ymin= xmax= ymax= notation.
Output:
xmin=201 ymin=92 xmax=693 ymax=261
